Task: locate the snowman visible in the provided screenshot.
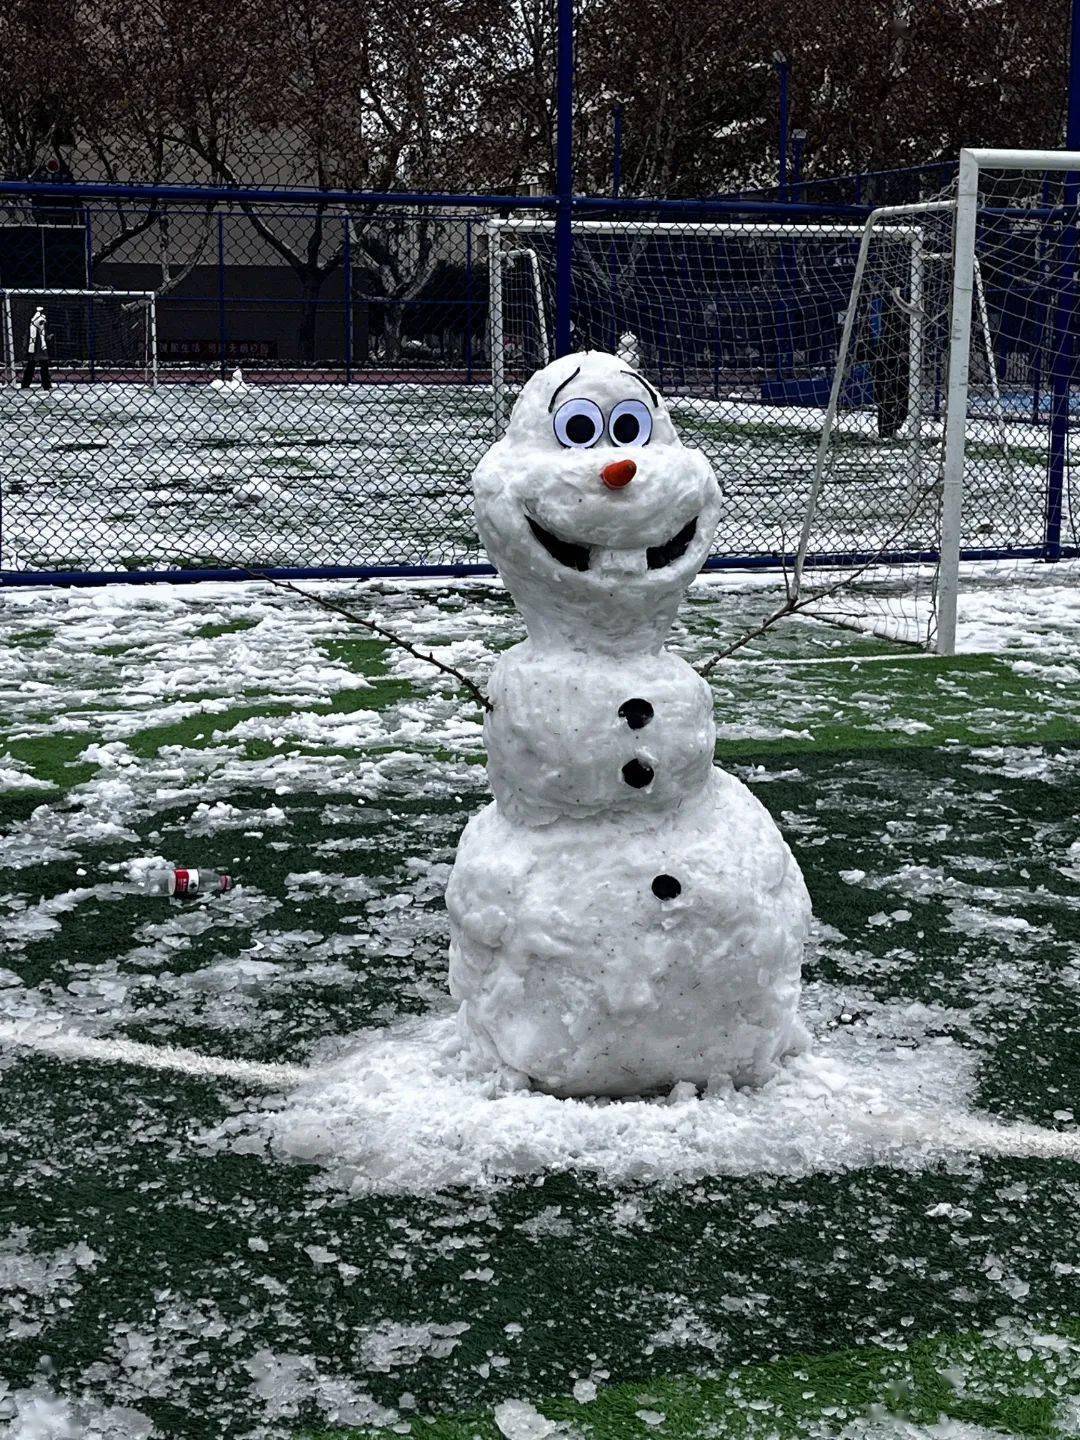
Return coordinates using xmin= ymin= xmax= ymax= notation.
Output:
xmin=445 ymin=350 xmax=811 ymax=1098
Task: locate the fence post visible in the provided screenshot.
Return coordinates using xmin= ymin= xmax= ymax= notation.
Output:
xmin=1046 ymin=1 xmax=1080 ymax=559
xmin=488 ymin=223 xmax=505 ymax=435
xmin=3 ymin=294 xmax=14 ymax=386
xmin=612 ymin=104 xmax=623 ymax=198
xmin=148 ymin=294 xmax=159 ymax=388
xmin=1070 ymin=0 xmax=1080 ymax=145
xmin=217 ymin=213 xmax=228 ymax=379
xmin=554 ymin=0 xmax=574 ymax=357
xmin=774 ymin=54 xmax=790 ymax=198
xmin=1032 ymin=175 xmax=1053 ymax=426
xmin=84 ymin=208 xmax=97 ymax=381
xmin=905 ymin=226 xmax=925 ymax=497
xmin=343 ymin=216 xmax=353 ymax=384
xmin=465 ymin=221 xmax=474 ymax=384
xmin=1046 ymin=219 xmax=1073 ymax=562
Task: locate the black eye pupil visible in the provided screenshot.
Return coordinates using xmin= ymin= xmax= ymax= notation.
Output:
xmin=613 ymin=412 xmax=640 ymax=444
xmin=565 ymin=412 xmax=597 ymax=444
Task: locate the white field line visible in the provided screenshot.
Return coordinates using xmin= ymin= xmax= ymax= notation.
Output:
xmin=0 ymin=1021 xmax=310 ymax=1089
xmin=721 ymin=649 xmax=1054 ymax=668
xmin=1 ymin=1020 xmax=1078 ymax=1165
xmin=858 ymin=1109 xmax=1080 ymax=1164
xmin=723 ymin=651 xmax=942 ymax=667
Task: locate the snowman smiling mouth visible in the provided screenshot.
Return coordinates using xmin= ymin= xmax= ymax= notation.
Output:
xmin=526 ymin=514 xmax=699 ymax=573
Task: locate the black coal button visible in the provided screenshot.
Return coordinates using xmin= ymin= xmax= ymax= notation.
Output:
xmin=618 ymin=698 xmax=654 ymax=730
xmin=621 ymin=758 xmax=654 ymax=789
xmin=651 ymin=874 xmax=682 ymax=900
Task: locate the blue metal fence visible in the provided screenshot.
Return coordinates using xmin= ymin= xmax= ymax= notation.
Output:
xmin=0 ymin=179 xmax=1075 ymax=587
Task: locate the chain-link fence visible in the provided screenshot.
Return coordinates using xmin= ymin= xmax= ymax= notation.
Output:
xmin=0 ymin=183 xmax=1073 ymax=590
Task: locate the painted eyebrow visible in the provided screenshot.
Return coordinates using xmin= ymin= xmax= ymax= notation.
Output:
xmin=547 ymin=365 xmax=582 ymax=413
xmin=621 ymin=369 xmax=659 ymax=407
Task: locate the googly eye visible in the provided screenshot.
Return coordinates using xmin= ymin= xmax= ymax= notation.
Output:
xmin=608 ymin=399 xmax=653 ymax=447
xmin=553 ymin=398 xmax=603 ymax=449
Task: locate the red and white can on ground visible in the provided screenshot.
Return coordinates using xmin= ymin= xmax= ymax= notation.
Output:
xmin=144 ymin=867 xmax=233 ymax=897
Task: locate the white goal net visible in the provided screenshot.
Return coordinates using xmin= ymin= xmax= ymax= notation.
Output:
xmin=934 ymin=150 xmax=1080 ymax=651
xmin=788 ymin=202 xmax=956 ymax=650
xmin=2 ymin=288 xmax=158 ymax=385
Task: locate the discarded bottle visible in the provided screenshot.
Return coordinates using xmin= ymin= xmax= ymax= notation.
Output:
xmin=144 ymin=867 xmax=233 ymax=897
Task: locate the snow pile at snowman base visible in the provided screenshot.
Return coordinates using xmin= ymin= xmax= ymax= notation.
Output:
xmin=197 ymin=994 xmax=980 ymax=1196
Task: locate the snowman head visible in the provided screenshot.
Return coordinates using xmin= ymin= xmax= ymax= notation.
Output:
xmin=473 ymin=350 xmax=720 ymax=651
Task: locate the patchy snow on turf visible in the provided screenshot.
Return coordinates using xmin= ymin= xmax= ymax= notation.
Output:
xmin=199 ymin=986 xmax=980 ymax=1196
xmin=840 ymin=1422 xmax=1020 ymax=1440
xmin=242 ymin=1349 xmax=397 ymax=1431
xmin=0 ymin=1384 xmax=154 ymax=1440
xmin=359 ymin=1320 xmax=471 ymax=1373
xmin=1 ymin=1229 xmax=100 ymax=1344
xmin=493 ymin=1398 xmax=575 ymax=1439
xmin=953 ymin=560 xmax=1080 ymax=655
xmin=0 ymin=760 xmax=55 ymax=792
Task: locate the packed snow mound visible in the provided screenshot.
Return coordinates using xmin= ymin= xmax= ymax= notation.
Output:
xmin=198 ymin=993 xmax=979 ymax=1196
xmin=210 ymin=366 xmax=250 ymax=393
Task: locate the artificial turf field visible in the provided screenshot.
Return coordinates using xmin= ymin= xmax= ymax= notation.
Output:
xmin=1 ymin=571 xmax=1078 ymax=1438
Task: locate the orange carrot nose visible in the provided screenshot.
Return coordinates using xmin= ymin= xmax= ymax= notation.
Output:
xmin=602 ymin=458 xmax=636 ymax=489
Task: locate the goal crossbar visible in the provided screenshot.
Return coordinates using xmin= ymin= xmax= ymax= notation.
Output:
xmin=0 ymin=289 xmax=157 ymax=297
xmin=488 ymin=220 xmax=926 ymax=239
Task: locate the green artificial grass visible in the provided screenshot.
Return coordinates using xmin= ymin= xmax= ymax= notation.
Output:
xmin=2 ymin=588 xmax=1078 ymax=1439
xmin=711 ymin=653 xmax=1080 ymax=758
xmin=4 ymin=643 xmax=1075 ymax=801
xmin=306 ymin=1322 xmax=1080 ymax=1439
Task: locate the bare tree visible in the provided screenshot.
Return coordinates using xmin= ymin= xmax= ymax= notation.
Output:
xmin=771 ymin=0 xmax=1068 ymax=194
xmin=0 ymin=0 xmax=86 ymax=182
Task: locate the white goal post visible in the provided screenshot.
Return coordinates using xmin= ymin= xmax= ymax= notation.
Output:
xmin=1 ymin=288 xmax=159 ymax=386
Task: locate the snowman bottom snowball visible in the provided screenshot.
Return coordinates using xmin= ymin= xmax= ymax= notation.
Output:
xmin=446 ymin=769 xmax=812 ymax=1099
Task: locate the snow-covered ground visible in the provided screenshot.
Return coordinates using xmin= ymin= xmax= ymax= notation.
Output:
xmin=2 ymin=565 xmax=1077 ymax=1129
xmin=1 ymin=570 xmax=1078 ymax=1438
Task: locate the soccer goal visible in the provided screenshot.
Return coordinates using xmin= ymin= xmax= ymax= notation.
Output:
xmin=1 ymin=288 xmax=158 ymax=385
xmin=785 ymin=201 xmax=958 ymax=652
xmin=807 ymin=153 xmax=1080 ymax=654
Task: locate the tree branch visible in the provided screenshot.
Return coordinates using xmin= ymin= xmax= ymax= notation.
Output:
xmin=242 ymin=570 xmax=492 ymax=712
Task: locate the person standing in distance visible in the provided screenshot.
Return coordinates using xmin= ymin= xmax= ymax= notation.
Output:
xmin=22 ymin=306 xmax=52 ymax=390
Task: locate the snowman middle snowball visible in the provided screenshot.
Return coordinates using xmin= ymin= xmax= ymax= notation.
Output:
xmin=446 ymin=351 xmax=811 ymax=1098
